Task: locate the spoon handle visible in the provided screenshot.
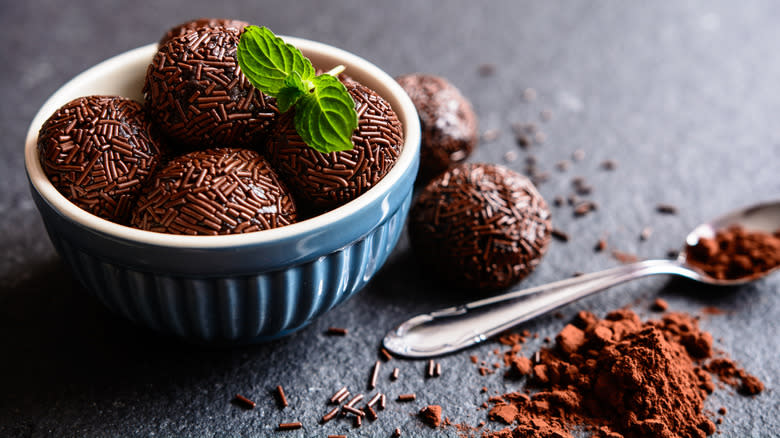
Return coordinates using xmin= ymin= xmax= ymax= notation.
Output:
xmin=383 ymin=259 xmax=696 ymax=358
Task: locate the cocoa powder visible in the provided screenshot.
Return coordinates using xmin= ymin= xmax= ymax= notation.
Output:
xmin=686 ymin=225 xmax=780 ymax=280
xmin=482 ymin=309 xmax=763 ymax=438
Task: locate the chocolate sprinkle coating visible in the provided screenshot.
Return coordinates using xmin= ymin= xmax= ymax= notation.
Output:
xmin=144 ymin=27 xmax=277 ymax=149
xmin=158 ymin=18 xmax=248 ymax=46
xmin=409 ymin=163 xmax=551 ymax=291
xmin=130 ymin=148 xmax=297 ymax=235
xmin=266 ymin=78 xmax=403 ymax=212
xmin=37 ymin=96 xmax=162 ymax=222
xmin=395 ymin=74 xmax=477 ymax=182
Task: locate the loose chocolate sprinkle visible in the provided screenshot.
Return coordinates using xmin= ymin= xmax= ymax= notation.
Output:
xmin=379 ymin=394 xmax=387 ymax=409
xmin=276 ymin=385 xmax=288 ymax=408
xmin=478 ymin=63 xmax=496 ymax=76
xmin=657 ymin=203 xmax=678 ymax=215
xmin=321 ymin=407 xmax=340 ymax=424
xmin=612 ymin=250 xmax=639 ymax=264
xmin=344 ymin=394 xmax=364 ymax=408
xmin=267 ymin=78 xmax=403 ymax=211
xmin=572 ymin=149 xmax=586 ymax=161
xmin=369 ymin=361 xmax=381 ymax=390
xmin=367 ymin=393 xmax=382 ymax=407
xmin=435 ymin=362 xmax=442 ymax=377
xmin=277 ymin=422 xmax=302 ymax=431
xmin=335 ymin=390 xmax=351 ymax=404
xmin=327 ymin=435 xmax=347 ymax=438
xmin=540 ymin=109 xmax=553 ymax=122
xmin=555 ymin=160 xmax=570 ymax=172
xmin=327 ymin=327 xmax=348 ymax=336
xmin=38 ymin=96 xmax=162 ymax=222
xmin=573 ymin=201 xmax=597 ymax=217
xmin=522 ymin=88 xmax=537 ymax=101
xmin=640 ymin=226 xmax=653 ymax=241
xmin=571 ymin=177 xmax=592 ymax=195
xmin=364 ymin=405 xmax=378 ymax=421
xmin=391 ymin=367 xmax=400 ymax=381
xmin=551 ymin=228 xmax=570 ymax=242
xmin=595 ymin=238 xmax=607 ymax=252
xmin=234 ymin=393 xmax=255 ymax=409
xmin=144 ymin=27 xmax=277 ymax=148
xmin=553 ymin=196 xmax=564 ymax=207
xmin=601 ymin=159 xmax=617 ymax=170
xmin=329 ymin=386 xmax=348 ymax=404
xmin=533 ymin=131 xmax=547 ymax=144
xmin=354 ymin=415 xmax=362 ymax=427
xmin=343 ymin=405 xmax=365 ymax=417
xmin=379 ymin=348 xmax=393 ymax=362
xmin=426 ymin=359 xmax=435 ymax=378
xmin=397 ymin=393 xmax=416 ymax=402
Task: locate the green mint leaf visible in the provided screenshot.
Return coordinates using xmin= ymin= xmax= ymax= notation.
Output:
xmin=276 ymin=72 xmax=307 ymax=112
xmin=237 ymin=25 xmax=315 ymax=96
xmin=294 ymin=74 xmax=358 ymax=153
xmin=237 ymin=26 xmax=358 ymax=152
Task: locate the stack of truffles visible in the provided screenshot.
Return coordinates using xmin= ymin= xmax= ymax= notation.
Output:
xmin=37 ymin=18 xmax=404 ymax=235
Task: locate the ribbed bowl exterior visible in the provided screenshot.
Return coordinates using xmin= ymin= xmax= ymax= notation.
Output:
xmin=35 ymin=188 xmax=412 ymax=343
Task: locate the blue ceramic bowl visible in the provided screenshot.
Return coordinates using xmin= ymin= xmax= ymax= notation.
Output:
xmin=24 ymin=38 xmax=420 ymax=343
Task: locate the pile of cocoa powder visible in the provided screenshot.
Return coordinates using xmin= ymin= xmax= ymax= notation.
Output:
xmin=480 ymin=309 xmax=763 ymax=438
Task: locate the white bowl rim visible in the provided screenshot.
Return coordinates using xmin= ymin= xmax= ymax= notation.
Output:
xmin=25 ymin=37 xmax=420 ymax=250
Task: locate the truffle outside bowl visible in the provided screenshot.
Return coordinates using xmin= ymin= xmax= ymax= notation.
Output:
xmin=24 ymin=38 xmax=420 ymax=344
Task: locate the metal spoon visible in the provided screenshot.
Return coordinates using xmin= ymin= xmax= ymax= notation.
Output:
xmin=384 ymin=200 xmax=780 ymax=358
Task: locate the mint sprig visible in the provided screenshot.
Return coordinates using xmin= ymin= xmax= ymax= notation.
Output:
xmin=237 ymin=26 xmax=358 ymax=153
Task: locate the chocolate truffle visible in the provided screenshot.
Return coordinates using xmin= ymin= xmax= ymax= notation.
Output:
xmin=37 ymin=95 xmax=162 ymax=222
xmin=409 ymin=163 xmax=551 ymax=291
xmin=130 ymin=148 xmax=297 ymax=235
xmin=158 ymin=18 xmax=248 ymax=46
xmin=396 ymin=73 xmax=477 ymax=182
xmin=265 ymin=77 xmax=403 ymax=212
xmin=144 ymin=27 xmax=277 ymax=149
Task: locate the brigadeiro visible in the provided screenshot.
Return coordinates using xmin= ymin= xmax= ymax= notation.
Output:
xmin=37 ymin=95 xmax=163 ymax=222
xmin=144 ymin=26 xmax=277 ymax=149
xmin=130 ymin=148 xmax=297 ymax=235
xmin=265 ymin=77 xmax=403 ymax=212
xmin=158 ymin=18 xmax=248 ymax=46
xmin=395 ymin=73 xmax=478 ymax=182
xmin=409 ymin=163 xmax=551 ymax=291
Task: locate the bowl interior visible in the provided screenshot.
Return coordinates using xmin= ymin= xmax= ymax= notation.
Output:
xmin=25 ymin=37 xmax=420 ymax=249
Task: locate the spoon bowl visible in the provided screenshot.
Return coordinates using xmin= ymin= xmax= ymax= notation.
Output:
xmin=680 ymin=200 xmax=780 ymax=285
xmin=384 ymin=200 xmax=780 ymax=358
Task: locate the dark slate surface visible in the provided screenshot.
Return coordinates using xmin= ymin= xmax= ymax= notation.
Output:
xmin=1 ymin=1 xmax=778 ymax=437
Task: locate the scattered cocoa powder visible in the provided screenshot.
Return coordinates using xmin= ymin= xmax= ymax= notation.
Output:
xmin=481 ymin=309 xmax=763 ymax=438
xmin=651 ymin=298 xmax=669 ymax=312
xmin=705 ymin=358 xmax=764 ymax=395
xmin=419 ymin=405 xmax=443 ymax=428
xmin=686 ymin=225 xmax=780 ymax=280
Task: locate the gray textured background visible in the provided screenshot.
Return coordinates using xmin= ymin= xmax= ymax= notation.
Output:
xmin=1 ymin=1 xmax=778 ymax=437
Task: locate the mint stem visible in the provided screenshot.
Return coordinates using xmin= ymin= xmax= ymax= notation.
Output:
xmin=324 ymin=65 xmax=346 ymax=77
